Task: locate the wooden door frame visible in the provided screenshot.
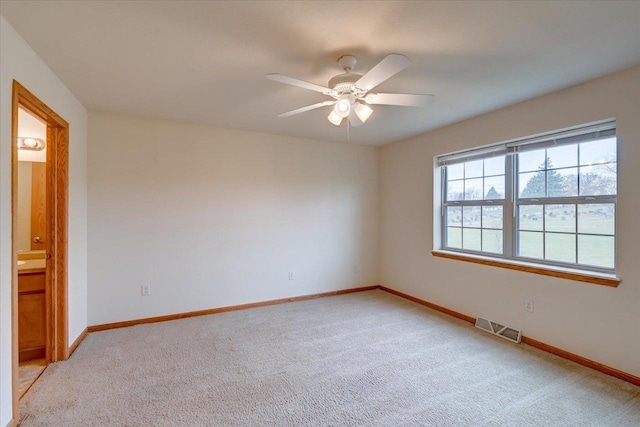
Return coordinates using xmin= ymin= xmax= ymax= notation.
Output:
xmin=11 ymin=80 xmax=69 ymax=422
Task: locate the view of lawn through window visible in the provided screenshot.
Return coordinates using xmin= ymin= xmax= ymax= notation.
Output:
xmin=441 ymin=127 xmax=616 ymax=272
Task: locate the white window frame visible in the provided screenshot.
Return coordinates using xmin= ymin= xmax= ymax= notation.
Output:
xmin=437 ymin=120 xmax=617 ymax=275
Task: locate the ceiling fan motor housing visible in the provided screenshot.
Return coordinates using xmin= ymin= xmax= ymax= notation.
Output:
xmin=328 ymin=73 xmax=363 ymax=94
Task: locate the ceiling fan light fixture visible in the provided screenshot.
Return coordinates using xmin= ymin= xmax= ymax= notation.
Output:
xmin=327 ymin=110 xmax=343 ymax=126
xmin=334 ymin=98 xmax=351 ymax=118
xmin=354 ymin=102 xmax=373 ymax=123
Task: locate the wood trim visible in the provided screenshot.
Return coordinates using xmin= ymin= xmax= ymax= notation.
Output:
xmin=521 ymin=336 xmax=640 ymax=387
xmin=11 ymin=80 xmax=20 ymax=426
xmin=378 ymin=286 xmax=640 ymax=387
xmin=30 ymin=162 xmax=46 ymax=251
xmin=53 ymin=126 xmax=69 ymax=361
xmin=432 ymin=250 xmax=620 ymax=287
xmin=88 ymin=286 xmax=379 ymax=332
xmin=67 ymin=328 xmax=88 ymax=358
xmin=379 ymin=286 xmax=475 ymax=324
xmin=12 ymin=80 xmax=70 ymax=424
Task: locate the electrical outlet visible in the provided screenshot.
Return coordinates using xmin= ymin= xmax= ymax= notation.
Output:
xmin=141 ymin=285 xmax=150 ymax=296
xmin=353 ymin=265 xmax=358 ymax=274
xmin=288 ymin=271 xmax=295 ymax=281
xmin=524 ymin=299 xmax=534 ymax=313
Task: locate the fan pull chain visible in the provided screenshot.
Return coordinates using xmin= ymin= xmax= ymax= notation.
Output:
xmin=346 ymin=117 xmax=350 ymax=143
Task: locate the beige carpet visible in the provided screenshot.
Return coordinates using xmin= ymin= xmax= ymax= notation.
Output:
xmin=20 ymin=290 xmax=640 ymax=426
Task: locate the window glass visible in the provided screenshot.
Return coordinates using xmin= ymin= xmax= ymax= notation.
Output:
xmin=545 ymin=233 xmax=576 ymax=264
xmin=578 ymin=235 xmax=614 ymax=268
xmin=579 ymin=165 xmax=616 ymax=196
xmin=484 ymin=156 xmax=505 ymax=176
xmin=464 ymin=160 xmax=483 ymax=178
xmin=484 ymin=176 xmax=504 ymax=200
xmin=482 ymin=229 xmax=503 ymax=254
xmin=519 ymin=172 xmax=545 ymax=198
xmin=482 ymin=206 xmax=503 ymax=229
xmin=518 ymin=149 xmax=546 ymax=172
xmin=519 ymin=205 xmax=543 ymax=231
xmin=446 ymin=227 xmax=462 ymax=249
xmin=579 ymin=138 xmax=616 ymax=166
xmin=463 ymin=228 xmax=481 ymax=251
xmin=547 ymin=145 xmax=577 ymax=169
xmin=545 ymin=205 xmax=575 ymax=233
xmin=464 ymin=178 xmax=483 ymax=200
xmin=446 ymin=207 xmax=462 ymax=227
xmin=518 ymin=231 xmax=543 ymax=259
xmin=577 ymin=204 xmax=614 ymax=235
xmin=441 ymin=127 xmax=616 ymax=272
xmin=447 ymin=163 xmax=464 ymax=180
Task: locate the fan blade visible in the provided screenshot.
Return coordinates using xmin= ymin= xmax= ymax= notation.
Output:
xmin=355 ymin=54 xmax=411 ymax=91
xmin=278 ymin=100 xmax=336 ymax=117
xmin=267 ymin=73 xmax=332 ymax=95
xmin=365 ymin=93 xmax=435 ymax=107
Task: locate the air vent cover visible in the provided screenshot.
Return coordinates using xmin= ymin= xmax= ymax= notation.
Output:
xmin=475 ymin=317 xmax=522 ymax=344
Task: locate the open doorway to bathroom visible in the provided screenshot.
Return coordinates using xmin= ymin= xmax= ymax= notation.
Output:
xmin=11 ymin=81 xmax=69 ymax=420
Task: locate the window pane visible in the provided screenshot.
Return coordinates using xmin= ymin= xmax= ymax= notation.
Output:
xmin=446 ymin=206 xmax=462 ymax=227
xmin=465 ymin=160 xmax=483 ymax=178
xmin=518 ymin=149 xmax=546 ymax=173
xmin=463 ymin=206 xmax=481 ymax=228
xmin=482 ymin=229 xmax=503 ymax=254
xmin=484 ymin=176 xmax=505 ymax=200
xmin=447 ymin=180 xmax=463 ymax=201
xmin=545 ymin=204 xmax=575 ymax=233
xmin=519 ymin=231 xmax=543 ymax=259
xmin=579 ymin=138 xmax=616 ymax=166
xmin=447 ymin=227 xmax=462 ymax=249
xmin=548 ymin=168 xmax=577 ymax=197
xmin=579 ymin=164 xmax=617 ymax=196
xmin=578 ymin=204 xmax=615 ymax=235
xmin=447 ymin=163 xmax=464 ymax=180
xmin=463 ymin=228 xmax=481 ymax=251
xmin=519 ymin=205 xmax=543 ymax=231
xmin=482 ymin=206 xmax=503 ymax=229
xmin=484 ymin=156 xmax=505 ymax=176
xmin=519 ymin=171 xmax=545 ymax=198
xmin=559 ymin=170 xmax=578 ymax=197
xmin=543 ymin=168 xmax=571 ymax=197
xmin=547 ymin=145 xmax=577 ymax=169
xmin=464 ymin=178 xmax=483 ymax=200
xmin=578 ymin=235 xmax=614 ymax=269
xmin=545 ymin=233 xmax=576 ymax=264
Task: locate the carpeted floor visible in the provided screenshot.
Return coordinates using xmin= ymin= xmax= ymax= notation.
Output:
xmin=20 ymin=290 xmax=640 ymax=426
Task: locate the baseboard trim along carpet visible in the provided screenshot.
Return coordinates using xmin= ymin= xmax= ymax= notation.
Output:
xmin=84 ymin=284 xmax=639 ymax=388
xmin=87 ymin=286 xmax=379 ymax=332
xmin=377 ymin=285 xmax=640 ymax=387
xmin=67 ymin=328 xmax=88 ymax=358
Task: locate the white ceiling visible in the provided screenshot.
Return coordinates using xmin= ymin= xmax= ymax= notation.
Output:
xmin=2 ymin=1 xmax=639 ymax=146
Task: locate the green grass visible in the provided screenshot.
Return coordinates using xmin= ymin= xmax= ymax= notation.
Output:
xmin=446 ymin=206 xmax=614 ymax=269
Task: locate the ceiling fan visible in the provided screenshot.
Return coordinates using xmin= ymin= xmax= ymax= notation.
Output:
xmin=267 ymin=54 xmax=435 ymax=127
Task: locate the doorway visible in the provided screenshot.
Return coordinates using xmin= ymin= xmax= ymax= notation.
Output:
xmin=11 ymin=81 xmax=69 ymax=420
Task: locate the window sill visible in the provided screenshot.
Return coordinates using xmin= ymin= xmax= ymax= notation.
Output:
xmin=431 ymin=250 xmax=620 ymax=287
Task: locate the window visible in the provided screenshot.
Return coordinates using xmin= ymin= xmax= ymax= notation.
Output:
xmin=438 ymin=121 xmax=617 ymax=273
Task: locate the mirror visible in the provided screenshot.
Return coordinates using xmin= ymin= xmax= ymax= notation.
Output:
xmin=17 ymin=107 xmax=47 ymax=254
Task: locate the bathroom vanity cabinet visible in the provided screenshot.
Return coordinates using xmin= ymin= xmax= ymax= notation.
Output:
xmin=18 ymin=270 xmax=46 ymax=361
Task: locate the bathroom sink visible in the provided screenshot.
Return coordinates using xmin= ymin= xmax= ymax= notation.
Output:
xmin=17 ymin=261 xmax=26 ymax=266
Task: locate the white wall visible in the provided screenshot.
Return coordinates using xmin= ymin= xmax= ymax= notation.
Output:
xmin=87 ymin=112 xmax=379 ymax=325
xmin=380 ymin=66 xmax=640 ymax=377
xmin=0 ymin=15 xmax=88 ymax=425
